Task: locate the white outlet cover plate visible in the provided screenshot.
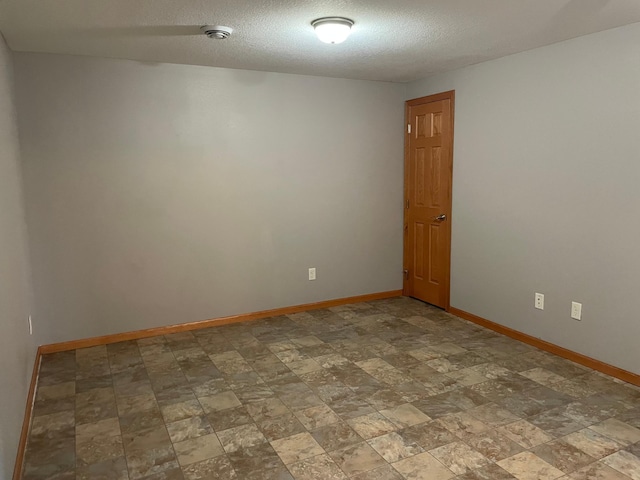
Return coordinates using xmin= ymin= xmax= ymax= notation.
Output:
xmin=308 ymin=268 xmax=316 ymax=281
xmin=571 ymin=302 xmax=582 ymax=320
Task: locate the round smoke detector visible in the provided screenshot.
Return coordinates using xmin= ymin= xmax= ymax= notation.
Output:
xmin=201 ymin=25 xmax=233 ymax=39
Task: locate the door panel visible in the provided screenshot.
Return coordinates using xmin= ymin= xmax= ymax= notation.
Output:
xmin=404 ymin=92 xmax=454 ymax=309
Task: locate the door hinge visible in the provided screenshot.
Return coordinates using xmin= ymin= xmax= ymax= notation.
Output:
xmin=403 ymin=269 xmax=409 ymax=280
xmin=406 ymin=199 xmax=410 ymax=209
xmin=407 ymin=124 xmax=411 ymax=134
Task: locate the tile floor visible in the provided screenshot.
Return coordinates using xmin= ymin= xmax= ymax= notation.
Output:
xmin=22 ymin=297 xmax=640 ymax=479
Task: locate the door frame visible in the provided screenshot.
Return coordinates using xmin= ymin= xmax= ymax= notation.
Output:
xmin=403 ymin=90 xmax=455 ymax=311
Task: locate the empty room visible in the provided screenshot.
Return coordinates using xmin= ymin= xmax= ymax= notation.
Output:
xmin=1 ymin=1 xmax=639 ymax=479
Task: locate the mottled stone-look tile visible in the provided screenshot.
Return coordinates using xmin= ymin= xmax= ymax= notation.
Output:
xmin=271 ymin=432 xmax=325 ymax=464
xmin=328 ymin=442 xmax=387 ymax=476
xmin=498 ymin=419 xmax=555 ymax=449
xmin=257 ymin=413 xmax=307 ymax=442
xmin=76 ymin=418 xmax=123 ymax=466
xmin=391 ymin=451 xmax=455 ymax=480
xmin=455 ymin=463 xmax=517 ymax=480
xmin=275 ymin=349 xmax=310 ymax=364
xmin=412 ymin=396 xmax=462 ymax=419
xmin=209 ymin=351 xmax=253 ymax=374
xmin=182 ymin=455 xmax=237 ymax=480
xmin=519 ymin=368 xmax=566 ymax=387
xmin=207 ymin=405 xmax=253 ymax=432
xmin=367 ymin=431 xmax=423 ymax=462
xmin=76 ymin=456 xmax=129 ymax=480
xmin=138 ymin=466 xmax=185 ymax=479
xmin=445 ymin=368 xmax=489 ymax=386
xmin=216 ymin=423 xmax=267 ymax=453
xmin=160 ymin=400 xmax=204 ymax=424
xmin=551 ymin=378 xmax=598 ymax=399
xmin=119 ymin=409 xmax=165 ymax=435
xmin=287 ymin=358 xmax=322 ymax=376
xmin=465 ymin=429 xmax=524 ymax=462
xmin=589 ymin=418 xmax=640 ymax=446
xmin=351 ymin=464 xmax=404 ymax=480
xmin=327 ymin=394 xmax=376 ymax=420
xmin=173 ymin=433 xmax=224 ymax=466
xmin=165 ymin=416 xmax=213 ymax=443
xmin=347 ymin=412 xmax=397 ymax=439
xmin=400 ymin=420 xmax=458 ymax=451
xmin=34 ymin=381 xmax=76 ymax=415
xmin=288 ymin=454 xmax=348 ymax=480
xmin=29 ymin=410 xmax=75 ymax=440
xmin=497 ymin=452 xmax=565 ymax=480
xmin=529 ymin=410 xmax=586 ymax=437
xmin=76 ymin=387 xmax=118 ymax=425
xmin=380 ymin=403 xmax=431 ymax=428
xmin=601 ymin=450 xmax=640 ymax=480
xmin=122 ymin=425 xmax=177 ymax=479
xmin=532 ymin=439 xmax=596 ymax=474
xmin=311 ymin=421 xmax=363 ymax=452
xmin=564 ymin=428 xmax=624 ymax=459
xmin=435 ymin=411 xmax=490 ymax=440
xmin=315 ymin=353 xmax=350 ymax=368
xmin=294 ymin=404 xmax=340 ymax=430
xmin=468 ymin=402 xmax=521 ymax=426
xmin=198 ymin=391 xmax=241 ymax=413
xmin=245 ymin=397 xmax=290 ymax=423
xmin=117 ymin=392 xmax=158 ymax=417
xmin=429 ymin=441 xmax=491 ymax=475
xmin=567 ymin=461 xmax=633 ymax=480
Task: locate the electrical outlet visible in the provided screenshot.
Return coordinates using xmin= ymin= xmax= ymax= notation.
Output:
xmin=28 ymin=315 xmax=33 ymax=335
xmin=308 ymin=267 xmax=316 ymax=281
xmin=535 ymin=293 xmax=544 ymax=310
xmin=571 ymin=302 xmax=582 ymax=321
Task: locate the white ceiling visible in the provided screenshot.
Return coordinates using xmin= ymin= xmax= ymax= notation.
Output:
xmin=1 ymin=0 xmax=639 ymax=82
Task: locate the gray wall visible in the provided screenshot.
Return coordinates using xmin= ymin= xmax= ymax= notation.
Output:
xmin=0 ymin=34 xmax=35 ymax=480
xmin=407 ymin=23 xmax=640 ymax=374
xmin=14 ymin=53 xmax=406 ymax=344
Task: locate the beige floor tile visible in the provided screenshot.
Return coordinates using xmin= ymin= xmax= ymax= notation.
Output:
xmin=567 ymin=461 xmax=634 ymax=480
xmin=497 ymin=451 xmax=565 ymax=480
xmin=217 ymin=423 xmax=267 ymax=453
xmin=429 ymin=441 xmax=491 ymax=475
xmin=288 ymin=454 xmax=348 ymax=480
xmin=347 ymin=412 xmax=398 ymax=439
xmin=329 ymin=442 xmax=387 ymax=476
xmin=589 ymin=419 xmax=640 ymax=446
xmin=199 ymin=391 xmax=241 ymax=413
xmin=601 ymin=450 xmax=640 ymax=480
xmin=380 ymin=403 xmax=431 ymax=428
xmin=271 ymin=432 xmax=325 ymax=464
xmin=294 ymin=404 xmax=341 ymax=430
xmin=392 ymin=451 xmax=455 ymax=480
xmin=563 ymin=428 xmax=624 ymax=459
xmin=498 ymin=420 xmax=555 ymax=449
xmin=367 ymin=431 xmax=423 ymax=462
xmin=173 ymin=433 xmax=224 ymax=466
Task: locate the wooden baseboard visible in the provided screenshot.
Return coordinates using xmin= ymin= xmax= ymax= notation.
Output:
xmin=13 ymin=348 xmax=42 ymax=480
xmin=39 ymin=290 xmax=403 ymax=354
xmin=449 ymin=307 xmax=640 ymax=387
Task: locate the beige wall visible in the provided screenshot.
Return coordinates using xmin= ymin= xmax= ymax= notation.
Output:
xmin=0 ymin=33 xmax=35 ymax=479
xmin=14 ymin=53 xmax=406 ymax=344
xmin=407 ymin=23 xmax=640 ymax=374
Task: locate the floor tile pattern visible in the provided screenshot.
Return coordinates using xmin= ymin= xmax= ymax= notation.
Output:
xmin=23 ymin=297 xmax=640 ymax=479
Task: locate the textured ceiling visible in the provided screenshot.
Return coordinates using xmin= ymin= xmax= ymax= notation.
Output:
xmin=1 ymin=0 xmax=639 ymax=82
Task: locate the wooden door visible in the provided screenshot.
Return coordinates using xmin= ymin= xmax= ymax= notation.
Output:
xmin=403 ymin=91 xmax=454 ymax=309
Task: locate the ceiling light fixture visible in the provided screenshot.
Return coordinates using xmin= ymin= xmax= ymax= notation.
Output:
xmin=200 ymin=25 xmax=233 ymax=39
xmin=311 ymin=17 xmax=354 ymax=44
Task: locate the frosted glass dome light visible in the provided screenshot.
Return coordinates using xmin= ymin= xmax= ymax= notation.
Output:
xmin=311 ymin=17 xmax=354 ymax=44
